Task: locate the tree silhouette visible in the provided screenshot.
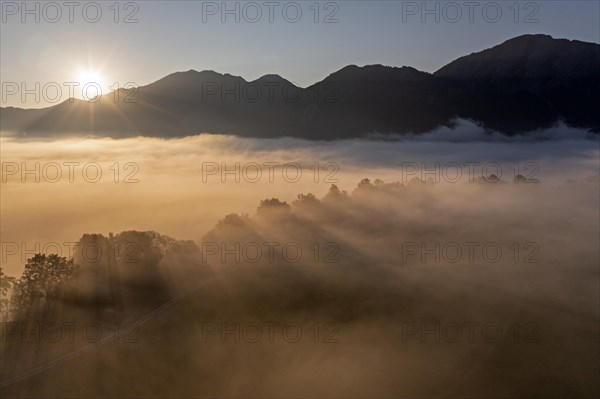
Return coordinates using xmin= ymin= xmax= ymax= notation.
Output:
xmin=323 ymin=184 xmax=348 ymax=203
xmin=257 ymin=198 xmax=291 ymax=218
xmin=294 ymin=193 xmax=320 ymax=207
xmin=10 ymin=254 xmax=77 ymax=315
xmin=0 ymin=267 xmax=17 ymax=320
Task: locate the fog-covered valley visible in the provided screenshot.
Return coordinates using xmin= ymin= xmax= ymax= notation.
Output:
xmin=1 ymin=128 xmax=598 ymax=398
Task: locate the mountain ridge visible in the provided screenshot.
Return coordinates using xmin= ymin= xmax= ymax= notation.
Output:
xmin=2 ymin=34 xmax=598 ymax=139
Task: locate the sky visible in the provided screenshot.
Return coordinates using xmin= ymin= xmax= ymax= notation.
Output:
xmin=1 ymin=0 xmax=599 ymax=108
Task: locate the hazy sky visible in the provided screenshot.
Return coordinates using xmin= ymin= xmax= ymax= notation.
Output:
xmin=1 ymin=0 xmax=599 ymax=108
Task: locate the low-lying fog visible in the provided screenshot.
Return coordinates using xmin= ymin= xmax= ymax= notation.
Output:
xmin=1 ymin=122 xmax=597 ymax=276
xmin=1 ymin=122 xmax=598 ymax=398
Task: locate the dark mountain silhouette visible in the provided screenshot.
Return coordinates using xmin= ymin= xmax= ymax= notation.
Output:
xmin=435 ymin=34 xmax=600 ymax=130
xmin=1 ymin=34 xmax=598 ymax=139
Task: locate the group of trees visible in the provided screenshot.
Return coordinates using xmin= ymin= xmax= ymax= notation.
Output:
xmin=0 ymin=175 xmax=548 ymax=321
xmin=1 ymin=254 xmax=77 ymax=320
xmin=0 ymin=267 xmax=16 ymax=321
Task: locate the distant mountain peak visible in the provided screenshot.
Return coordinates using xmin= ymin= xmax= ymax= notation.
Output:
xmin=501 ymin=33 xmax=587 ymax=45
xmin=324 ymin=64 xmax=428 ymax=82
xmin=252 ymin=74 xmax=295 ymax=86
xmin=146 ymin=69 xmax=246 ymax=90
xmin=435 ymin=33 xmax=600 ymax=83
xmin=255 ymin=74 xmax=284 ymax=80
xmin=506 ymin=33 xmax=554 ymax=41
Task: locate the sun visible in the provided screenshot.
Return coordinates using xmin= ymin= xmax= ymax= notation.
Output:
xmin=74 ymin=69 xmax=108 ymax=100
xmin=76 ymin=69 xmax=106 ymax=88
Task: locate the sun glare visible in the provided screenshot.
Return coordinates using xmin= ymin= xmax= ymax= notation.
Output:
xmin=76 ymin=70 xmax=106 ymax=88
